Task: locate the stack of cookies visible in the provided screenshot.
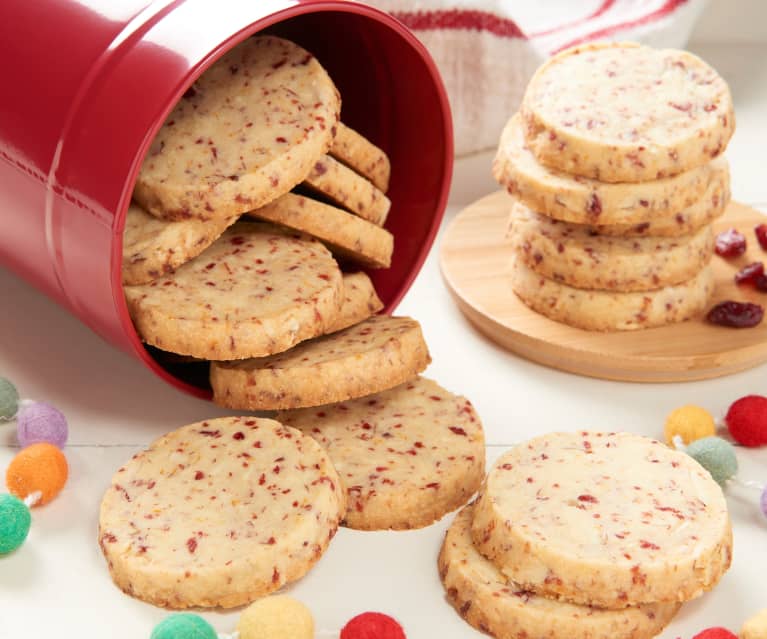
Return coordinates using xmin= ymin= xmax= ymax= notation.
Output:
xmin=439 ymin=431 xmax=733 ymax=639
xmin=494 ymin=42 xmax=735 ymax=331
xmin=103 ymin=33 xmax=487 ymax=610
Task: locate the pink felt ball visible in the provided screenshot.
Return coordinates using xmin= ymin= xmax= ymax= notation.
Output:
xmin=692 ymin=628 xmax=738 ymax=639
xmin=340 ymin=613 xmax=406 ymax=639
xmin=16 ymin=402 xmax=68 ymax=449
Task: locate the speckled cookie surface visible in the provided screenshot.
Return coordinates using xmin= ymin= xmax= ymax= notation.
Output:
xmin=509 ymin=256 xmax=714 ymax=331
xmin=134 ymin=36 xmax=340 ymax=222
xmin=98 ymin=417 xmax=346 ymax=609
xmin=247 ymin=193 xmax=393 ymax=268
xmin=521 ymin=42 xmax=735 ymax=182
xmin=325 ymin=272 xmax=383 ymax=334
xmin=210 ymin=315 xmax=430 ymax=411
xmin=508 ymin=202 xmax=714 ymax=291
xmin=121 ymin=202 xmax=238 ymax=285
xmin=124 ymin=222 xmax=342 ymax=360
xmin=330 ymin=123 xmax=391 ymax=192
xmin=494 ymin=114 xmax=729 ymax=225
xmin=440 ymin=506 xmax=680 ymax=639
xmin=471 ymin=431 xmax=732 ymax=608
xmin=304 ymin=155 xmax=390 ymax=226
xmin=279 ymin=377 xmax=485 ymax=530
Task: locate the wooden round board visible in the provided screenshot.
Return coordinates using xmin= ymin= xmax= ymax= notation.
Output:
xmin=440 ymin=191 xmax=767 ymax=382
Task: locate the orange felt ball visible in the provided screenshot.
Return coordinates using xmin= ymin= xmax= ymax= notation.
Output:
xmin=6 ymin=443 xmax=68 ymax=505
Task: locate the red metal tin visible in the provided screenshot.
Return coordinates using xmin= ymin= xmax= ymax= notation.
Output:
xmin=0 ymin=0 xmax=453 ymax=398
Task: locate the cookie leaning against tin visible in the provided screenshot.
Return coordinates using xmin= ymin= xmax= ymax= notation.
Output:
xmin=471 ymin=431 xmax=733 ymax=608
xmin=279 ymin=377 xmax=485 ymax=530
xmin=121 ymin=202 xmax=239 ymax=286
xmin=124 ymin=222 xmax=343 ymax=360
xmin=494 ymin=114 xmax=729 ymax=225
xmin=247 ymin=193 xmax=394 ymax=268
xmin=440 ymin=506 xmax=680 ymax=639
xmin=508 ymin=201 xmax=714 ymax=292
xmin=509 ymin=256 xmax=714 ymax=331
xmin=98 ymin=417 xmax=346 ymax=609
xmin=304 ymin=155 xmax=391 ymax=226
xmin=210 ymin=315 xmax=430 ymax=410
xmin=134 ymin=36 xmax=340 ymax=222
xmin=521 ymin=42 xmax=735 ymax=182
xmin=330 ymin=123 xmax=391 ymax=192
xmin=325 ymin=272 xmax=383 ymax=334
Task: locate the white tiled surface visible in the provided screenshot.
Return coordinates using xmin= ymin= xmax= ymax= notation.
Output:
xmin=2 ymin=43 xmax=767 ymax=638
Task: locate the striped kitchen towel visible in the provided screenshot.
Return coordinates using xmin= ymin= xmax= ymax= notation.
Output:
xmin=365 ymin=0 xmax=708 ymax=155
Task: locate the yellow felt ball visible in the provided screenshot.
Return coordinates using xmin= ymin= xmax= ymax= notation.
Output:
xmin=237 ymin=596 xmax=314 ymax=639
xmin=742 ymin=608 xmax=767 ymax=639
xmin=664 ymin=405 xmax=716 ymax=447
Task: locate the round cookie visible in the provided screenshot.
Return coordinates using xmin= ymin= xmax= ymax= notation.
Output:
xmin=279 ymin=376 xmax=485 ymax=530
xmin=134 ymin=36 xmax=340 ymax=222
xmin=304 ymin=155 xmax=391 ymax=226
xmin=325 ymin=272 xmax=383 ymax=334
xmin=493 ymin=114 xmax=729 ymax=225
xmin=471 ymin=431 xmax=733 ymax=608
xmin=508 ymin=201 xmax=714 ymax=292
xmin=330 ymin=123 xmax=391 ymax=192
xmin=440 ymin=506 xmax=681 ymax=639
xmin=124 ymin=222 xmax=343 ymax=360
xmin=122 ymin=202 xmax=238 ymax=285
xmin=509 ymin=256 xmax=714 ymax=331
xmin=98 ymin=417 xmax=346 ymax=609
xmin=521 ymin=42 xmax=735 ymax=182
xmin=210 ymin=315 xmax=430 ymax=410
xmin=586 ymin=176 xmax=729 ymax=238
xmin=247 ymin=193 xmax=394 ymax=268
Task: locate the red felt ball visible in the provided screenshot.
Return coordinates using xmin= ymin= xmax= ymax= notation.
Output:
xmin=340 ymin=612 xmax=406 ymax=639
xmin=692 ymin=628 xmax=738 ymax=639
xmin=725 ymin=395 xmax=767 ymax=447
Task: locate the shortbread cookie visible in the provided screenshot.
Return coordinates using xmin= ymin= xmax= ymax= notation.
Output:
xmin=279 ymin=377 xmax=485 ymax=530
xmin=325 ymin=272 xmax=383 ymax=334
xmin=471 ymin=431 xmax=732 ymax=608
xmin=587 ymin=176 xmax=729 ymax=238
xmin=494 ymin=114 xmax=730 ymax=225
xmin=304 ymin=155 xmax=391 ymax=226
xmin=247 ymin=193 xmax=393 ymax=268
xmin=124 ymin=222 xmax=342 ymax=360
xmin=440 ymin=506 xmax=680 ymax=639
xmin=210 ymin=315 xmax=430 ymax=410
xmin=122 ymin=202 xmax=238 ymax=285
xmin=134 ymin=36 xmax=340 ymax=222
xmin=521 ymin=42 xmax=735 ymax=182
xmin=508 ymin=202 xmax=714 ymax=291
xmin=98 ymin=417 xmax=346 ymax=609
xmin=509 ymin=256 xmax=714 ymax=331
xmin=330 ymin=123 xmax=391 ymax=192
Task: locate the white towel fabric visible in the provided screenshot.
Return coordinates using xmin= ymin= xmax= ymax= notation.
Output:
xmin=364 ymin=0 xmax=708 ymax=155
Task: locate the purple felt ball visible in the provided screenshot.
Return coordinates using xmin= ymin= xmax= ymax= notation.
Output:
xmin=761 ymin=486 xmax=767 ymax=520
xmin=16 ymin=402 xmax=68 ymax=449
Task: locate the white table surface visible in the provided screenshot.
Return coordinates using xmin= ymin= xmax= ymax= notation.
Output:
xmin=2 ymin=42 xmax=767 ymax=638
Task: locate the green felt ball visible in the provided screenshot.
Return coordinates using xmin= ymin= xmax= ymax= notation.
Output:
xmin=150 ymin=614 xmax=218 ymax=639
xmin=0 ymin=377 xmax=19 ymax=420
xmin=686 ymin=436 xmax=739 ymax=487
xmin=0 ymin=493 xmax=31 ymax=554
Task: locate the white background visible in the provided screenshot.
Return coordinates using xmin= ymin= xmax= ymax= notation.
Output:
xmin=1 ymin=8 xmax=767 ymax=639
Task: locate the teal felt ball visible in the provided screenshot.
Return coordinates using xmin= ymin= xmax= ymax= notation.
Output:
xmin=0 ymin=493 xmax=31 ymax=554
xmin=150 ymin=614 xmax=218 ymax=639
xmin=686 ymin=436 xmax=739 ymax=487
xmin=0 ymin=377 xmax=19 ymax=420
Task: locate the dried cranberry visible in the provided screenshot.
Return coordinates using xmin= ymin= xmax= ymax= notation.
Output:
xmin=706 ymin=301 xmax=764 ymax=328
xmin=757 ymin=274 xmax=767 ymax=292
xmin=715 ymin=228 xmax=747 ymax=258
xmin=756 ymin=224 xmax=767 ymax=251
xmin=735 ymin=262 xmax=765 ymax=285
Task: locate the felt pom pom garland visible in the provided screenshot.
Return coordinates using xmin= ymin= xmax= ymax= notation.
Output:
xmin=0 ymin=376 xmax=69 ymax=556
